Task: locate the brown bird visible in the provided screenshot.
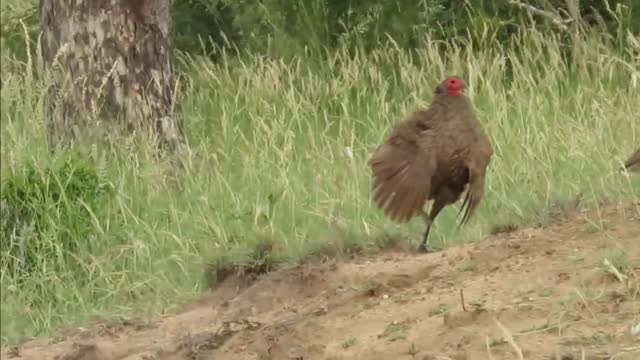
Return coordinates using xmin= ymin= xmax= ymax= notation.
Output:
xmin=368 ymin=76 xmax=494 ymax=253
xmin=623 ymin=148 xmax=640 ymax=173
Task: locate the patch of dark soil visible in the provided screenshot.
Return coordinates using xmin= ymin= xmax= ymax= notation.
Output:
xmin=164 ymin=319 xmax=262 ymax=360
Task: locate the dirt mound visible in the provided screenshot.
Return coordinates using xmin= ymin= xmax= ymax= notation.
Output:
xmin=3 ymin=202 xmax=640 ymax=360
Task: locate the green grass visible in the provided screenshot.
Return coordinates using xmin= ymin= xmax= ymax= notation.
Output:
xmin=1 ymin=22 xmax=639 ymax=345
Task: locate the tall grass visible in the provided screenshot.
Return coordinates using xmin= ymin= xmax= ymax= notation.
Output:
xmin=1 ymin=22 xmax=639 ymax=344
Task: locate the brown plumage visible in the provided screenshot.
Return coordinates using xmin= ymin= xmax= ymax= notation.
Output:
xmin=623 ymin=148 xmax=640 ymax=173
xmin=368 ymin=76 xmax=494 ymax=252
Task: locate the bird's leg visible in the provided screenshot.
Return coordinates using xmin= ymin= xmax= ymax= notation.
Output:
xmin=417 ymin=210 xmax=434 ymax=253
xmin=416 ymin=197 xmax=448 ymax=254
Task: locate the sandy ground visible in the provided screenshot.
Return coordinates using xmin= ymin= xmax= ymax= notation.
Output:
xmin=3 ymin=201 xmax=640 ymax=360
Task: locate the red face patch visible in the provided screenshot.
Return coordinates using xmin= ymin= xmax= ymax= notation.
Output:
xmin=446 ymin=77 xmax=463 ymax=96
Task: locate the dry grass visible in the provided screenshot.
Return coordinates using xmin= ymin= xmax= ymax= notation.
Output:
xmin=1 ymin=8 xmax=639 ymax=347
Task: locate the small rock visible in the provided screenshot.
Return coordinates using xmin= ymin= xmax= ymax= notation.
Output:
xmin=313 ymin=306 xmax=328 ymax=316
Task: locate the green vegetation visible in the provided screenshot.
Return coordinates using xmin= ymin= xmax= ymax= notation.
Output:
xmin=1 ymin=0 xmax=639 ymax=346
xmin=3 ymin=0 xmax=640 ymax=61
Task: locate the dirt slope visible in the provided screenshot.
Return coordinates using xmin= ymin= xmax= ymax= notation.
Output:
xmin=3 ymin=202 xmax=640 ymax=360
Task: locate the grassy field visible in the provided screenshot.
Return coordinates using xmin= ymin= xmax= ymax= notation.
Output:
xmin=1 ymin=16 xmax=639 ymax=346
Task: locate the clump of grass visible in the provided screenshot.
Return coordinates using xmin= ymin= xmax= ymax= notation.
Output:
xmin=462 ymin=262 xmax=480 ymax=272
xmin=1 ymin=155 xmax=116 ymax=279
xmin=597 ymin=244 xmax=640 ymax=303
xmin=204 ymin=234 xmax=285 ymax=288
xmin=341 ymin=336 xmax=357 ymax=349
xmin=538 ymin=288 xmax=553 ymax=297
xmin=352 ymin=279 xmax=383 ymax=297
xmin=429 ymin=304 xmax=448 ymax=316
xmin=598 ymin=245 xmax=640 ymax=279
xmin=582 ymin=216 xmax=613 ymax=233
xmin=490 ymin=223 xmax=519 ymax=235
xmin=379 ymin=320 xmax=411 ymax=342
xmin=1 ymin=17 xmax=640 ymax=345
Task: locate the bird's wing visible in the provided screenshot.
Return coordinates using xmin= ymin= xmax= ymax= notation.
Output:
xmin=457 ymin=140 xmax=493 ymax=227
xmin=368 ymin=115 xmax=437 ymax=223
xmin=624 ymin=148 xmax=640 ymax=171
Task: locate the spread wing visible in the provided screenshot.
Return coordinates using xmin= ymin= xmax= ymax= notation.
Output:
xmin=457 ymin=142 xmax=493 ymax=227
xmin=368 ymin=116 xmax=436 ymax=223
xmin=623 ymin=148 xmax=640 ymax=172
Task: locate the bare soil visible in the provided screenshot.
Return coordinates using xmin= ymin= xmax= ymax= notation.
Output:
xmin=3 ymin=202 xmax=640 ymax=360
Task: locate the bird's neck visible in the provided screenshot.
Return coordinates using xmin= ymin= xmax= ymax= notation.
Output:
xmin=436 ymin=93 xmax=466 ymax=104
xmin=433 ymin=94 xmax=471 ymax=117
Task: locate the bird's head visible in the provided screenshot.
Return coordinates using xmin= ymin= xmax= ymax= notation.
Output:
xmin=436 ymin=76 xmax=465 ymax=96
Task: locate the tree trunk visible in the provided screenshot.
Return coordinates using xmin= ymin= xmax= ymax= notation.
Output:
xmin=39 ymin=0 xmax=186 ymax=153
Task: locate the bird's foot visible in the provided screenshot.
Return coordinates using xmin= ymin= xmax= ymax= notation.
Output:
xmin=416 ymin=243 xmax=434 ymax=254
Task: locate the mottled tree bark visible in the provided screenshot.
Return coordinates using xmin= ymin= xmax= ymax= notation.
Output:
xmin=40 ymin=0 xmax=186 ymax=153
